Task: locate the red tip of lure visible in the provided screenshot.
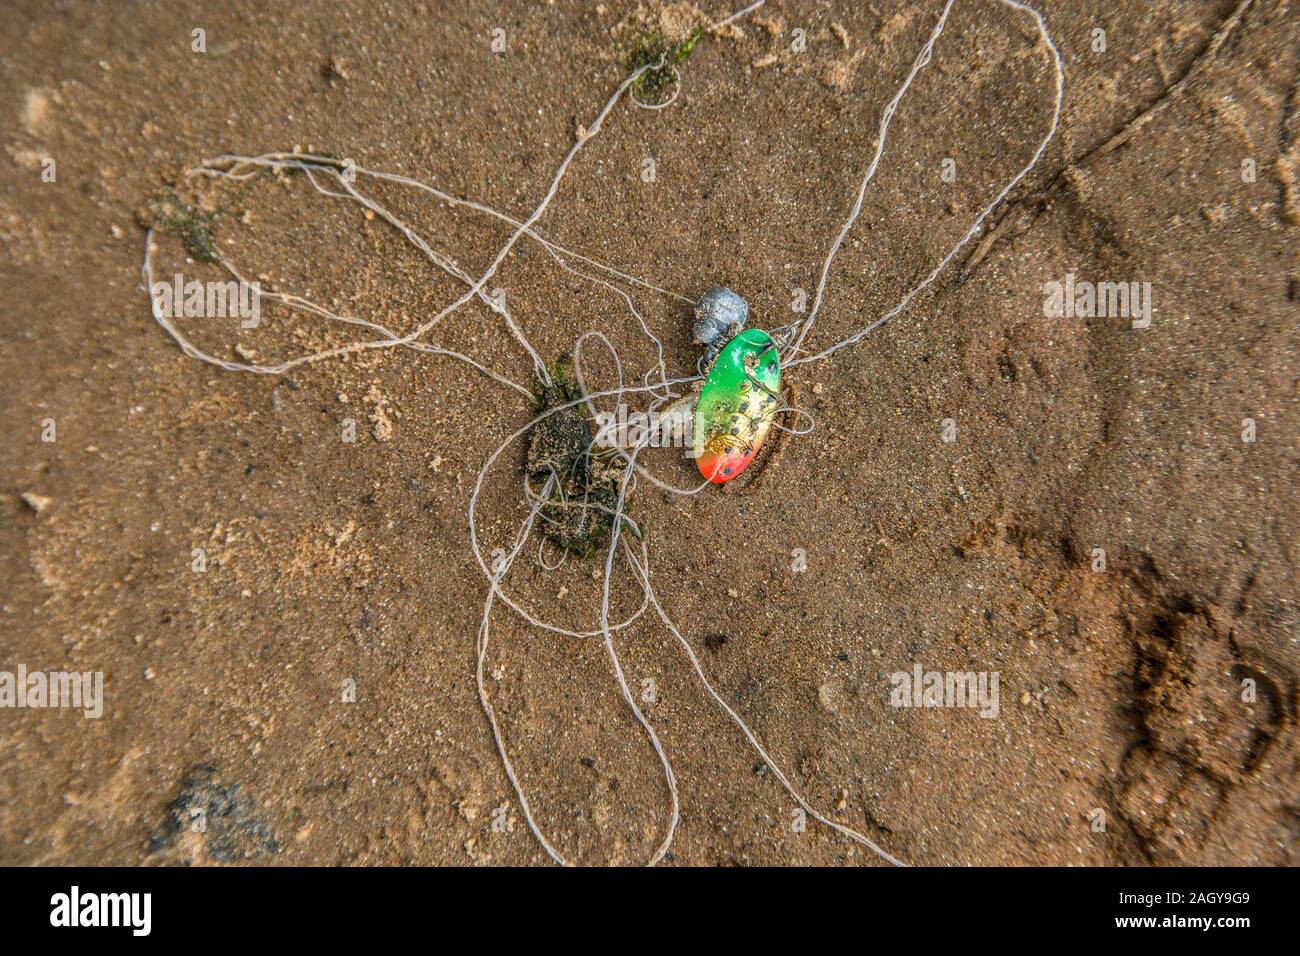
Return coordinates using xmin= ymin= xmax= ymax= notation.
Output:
xmin=697 ymin=446 xmax=755 ymax=484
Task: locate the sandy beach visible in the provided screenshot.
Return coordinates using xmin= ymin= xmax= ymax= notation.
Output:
xmin=1 ymin=0 xmax=1295 ymax=866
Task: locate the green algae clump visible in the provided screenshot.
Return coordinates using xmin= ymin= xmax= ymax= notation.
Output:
xmin=526 ymin=356 xmax=640 ymax=558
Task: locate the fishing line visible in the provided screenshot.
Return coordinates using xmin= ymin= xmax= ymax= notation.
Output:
xmin=140 ymin=0 xmax=1064 ymax=866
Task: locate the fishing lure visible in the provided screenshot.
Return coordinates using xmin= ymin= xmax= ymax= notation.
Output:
xmin=693 ymin=309 xmax=781 ymax=484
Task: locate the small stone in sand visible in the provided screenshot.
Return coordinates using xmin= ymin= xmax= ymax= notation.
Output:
xmin=21 ymin=492 xmax=52 ymax=514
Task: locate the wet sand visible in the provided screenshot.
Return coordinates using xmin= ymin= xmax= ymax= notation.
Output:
xmin=0 ymin=0 xmax=1296 ymax=865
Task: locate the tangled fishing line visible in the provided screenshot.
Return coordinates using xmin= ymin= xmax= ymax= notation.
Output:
xmin=141 ymin=0 xmax=1063 ymax=865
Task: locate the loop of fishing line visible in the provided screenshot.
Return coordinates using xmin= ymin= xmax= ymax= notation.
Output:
xmin=140 ymin=0 xmax=1064 ymax=867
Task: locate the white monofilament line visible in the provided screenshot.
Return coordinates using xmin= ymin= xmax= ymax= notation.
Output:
xmin=787 ymin=0 xmax=1064 ymax=367
xmin=193 ymin=151 xmax=692 ymax=306
xmin=786 ymin=0 xmax=958 ymax=360
xmin=165 ymin=151 xmax=679 ymax=394
xmin=469 ymin=0 xmax=1064 ymax=867
xmin=712 ymin=0 xmax=768 ymax=32
xmin=145 ymin=56 xmax=673 ymax=383
xmin=141 ymin=230 xmax=536 ymax=396
xmin=468 ymin=368 xmax=898 ymax=866
xmin=140 ymin=0 xmax=1064 ymax=866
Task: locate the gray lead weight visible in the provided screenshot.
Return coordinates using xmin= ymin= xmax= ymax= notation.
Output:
xmin=693 ymin=287 xmax=749 ymax=347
